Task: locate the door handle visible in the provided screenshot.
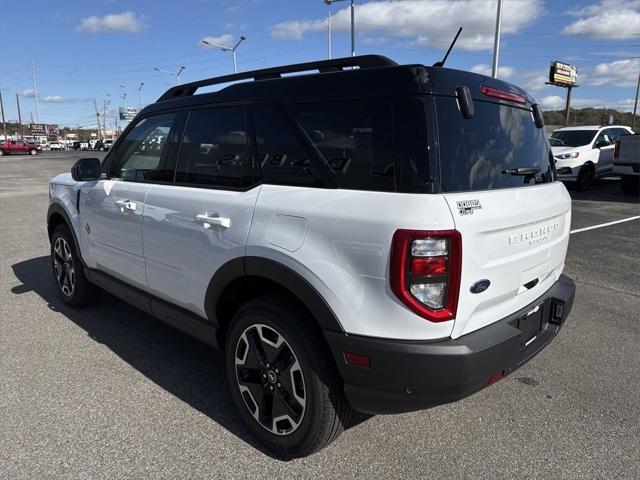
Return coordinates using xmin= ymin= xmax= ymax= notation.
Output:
xmin=196 ymin=213 xmax=231 ymax=229
xmin=115 ymin=199 xmax=137 ymax=213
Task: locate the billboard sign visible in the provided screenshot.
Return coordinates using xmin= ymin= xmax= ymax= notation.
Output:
xmin=30 ymin=123 xmax=46 ymax=135
xmin=549 ymin=61 xmax=577 ymax=87
xmin=119 ymin=107 xmax=139 ymax=121
xmin=29 ymin=124 xmax=59 ymax=135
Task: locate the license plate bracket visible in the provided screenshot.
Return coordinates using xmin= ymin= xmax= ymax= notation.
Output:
xmin=518 ymin=305 xmax=543 ymax=348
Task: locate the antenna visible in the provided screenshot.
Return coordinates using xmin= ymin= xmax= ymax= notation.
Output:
xmin=433 ymin=27 xmax=462 ymax=67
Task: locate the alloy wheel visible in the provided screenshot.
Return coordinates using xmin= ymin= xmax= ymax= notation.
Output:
xmin=53 ymin=237 xmax=75 ymax=297
xmin=234 ymin=324 xmax=306 ymax=436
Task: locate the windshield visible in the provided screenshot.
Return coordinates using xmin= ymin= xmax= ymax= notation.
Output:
xmin=550 ymin=130 xmax=596 ymax=147
xmin=435 ymin=97 xmax=553 ymax=192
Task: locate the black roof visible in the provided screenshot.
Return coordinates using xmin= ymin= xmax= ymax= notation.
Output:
xmin=147 ymin=54 xmax=535 ymax=115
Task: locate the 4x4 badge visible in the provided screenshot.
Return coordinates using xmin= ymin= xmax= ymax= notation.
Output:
xmin=457 ymin=199 xmax=482 ymax=216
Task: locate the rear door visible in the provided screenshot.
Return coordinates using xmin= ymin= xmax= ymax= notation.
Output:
xmin=142 ymin=104 xmax=260 ymax=317
xmin=80 ymin=111 xmax=180 ymax=288
xmin=433 ymin=96 xmax=571 ymax=338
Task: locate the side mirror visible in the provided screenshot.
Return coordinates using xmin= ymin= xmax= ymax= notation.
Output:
xmin=71 ymin=158 xmax=101 ymax=181
xmin=594 ymin=140 xmax=609 ymax=149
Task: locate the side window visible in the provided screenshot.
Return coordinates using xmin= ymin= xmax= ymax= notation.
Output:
xmin=175 ymin=106 xmax=253 ymax=189
xmin=253 ymin=103 xmax=330 ymax=188
xmin=108 ymin=112 xmax=177 ymax=181
xmin=287 ymin=99 xmax=395 ymax=192
xmin=594 ymin=131 xmax=610 ymax=147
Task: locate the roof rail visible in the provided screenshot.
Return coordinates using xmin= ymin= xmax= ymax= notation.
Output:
xmin=157 ymin=55 xmax=398 ymax=101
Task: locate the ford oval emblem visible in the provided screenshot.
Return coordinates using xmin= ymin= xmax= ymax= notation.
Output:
xmin=470 ymin=279 xmax=491 ymax=294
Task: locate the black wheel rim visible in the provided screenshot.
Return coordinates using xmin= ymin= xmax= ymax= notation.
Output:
xmin=234 ymin=324 xmax=306 ymax=436
xmin=579 ymin=168 xmax=593 ymax=188
xmin=53 ymin=237 xmax=75 ymax=297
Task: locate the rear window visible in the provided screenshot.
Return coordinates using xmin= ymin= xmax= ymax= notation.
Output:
xmin=435 ymin=97 xmax=553 ymax=192
xmin=287 ymin=99 xmax=395 ymax=192
xmin=550 ymin=129 xmax=597 ymax=147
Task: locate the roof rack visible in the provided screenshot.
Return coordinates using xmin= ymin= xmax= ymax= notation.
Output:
xmin=157 ymin=55 xmax=398 ymax=101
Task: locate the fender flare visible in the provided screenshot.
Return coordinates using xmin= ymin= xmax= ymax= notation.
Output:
xmin=47 ymin=202 xmax=86 ymax=267
xmin=204 ymin=256 xmax=344 ymax=334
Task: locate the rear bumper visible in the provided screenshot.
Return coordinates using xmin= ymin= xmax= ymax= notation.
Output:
xmin=325 ymin=274 xmax=575 ymax=414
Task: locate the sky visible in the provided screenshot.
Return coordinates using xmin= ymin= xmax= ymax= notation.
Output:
xmin=0 ymin=0 xmax=638 ymax=130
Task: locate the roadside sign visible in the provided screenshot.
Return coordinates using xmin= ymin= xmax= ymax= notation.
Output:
xmin=119 ymin=107 xmax=139 ymax=121
xmin=548 ymin=61 xmax=578 ymax=87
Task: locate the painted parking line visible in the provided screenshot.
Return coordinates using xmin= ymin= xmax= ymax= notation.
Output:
xmin=570 ymin=215 xmax=640 ymax=234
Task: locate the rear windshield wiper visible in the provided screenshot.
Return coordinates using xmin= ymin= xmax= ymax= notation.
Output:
xmin=502 ymin=167 xmax=541 ymax=176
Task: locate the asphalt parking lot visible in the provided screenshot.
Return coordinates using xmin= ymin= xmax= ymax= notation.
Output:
xmin=1 ymin=151 xmax=639 ymax=479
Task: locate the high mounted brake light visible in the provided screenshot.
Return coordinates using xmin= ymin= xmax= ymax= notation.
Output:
xmin=390 ymin=230 xmax=462 ymax=322
xmin=480 ymin=85 xmax=525 ymax=104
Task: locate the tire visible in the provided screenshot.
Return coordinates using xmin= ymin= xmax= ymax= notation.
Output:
xmin=620 ymin=175 xmax=640 ymax=196
xmin=50 ymin=224 xmax=98 ymax=307
xmin=29 ymin=149 xmax=37 ymax=155
xmin=0 ymin=149 xmax=4 ymax=156
xmin=575 ymin=164 xmax=594 ymax=191
xmin=225 ymin=295 xmax=353 ymax=458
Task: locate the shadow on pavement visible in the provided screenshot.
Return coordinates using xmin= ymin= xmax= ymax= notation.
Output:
xmin=566 ymin=178 xmax=639 ymax=204
xmin=11 ymin=255 xmax=370 ymax=460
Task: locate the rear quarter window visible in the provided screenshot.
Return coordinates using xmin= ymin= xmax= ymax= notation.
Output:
xmin=435 ymin=97 xmax=553 ymax=192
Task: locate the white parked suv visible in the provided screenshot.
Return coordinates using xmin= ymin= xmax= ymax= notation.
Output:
xmin=550 ymin=125 xmax=634 ymax=190
xmin=47 ymin=56 xmax=575 ymax=457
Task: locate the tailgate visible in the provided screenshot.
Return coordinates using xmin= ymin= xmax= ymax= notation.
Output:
xmin=443 ymin=183 xmax=571 ymax=339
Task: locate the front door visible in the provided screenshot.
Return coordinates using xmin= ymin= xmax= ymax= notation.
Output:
xmin=80 ymin=111 xmax=180 ymax=288
xmin=594 ymin=129 xmax=615 ymax=175
xmin=143 ymin=104 xmax=260 ymax=317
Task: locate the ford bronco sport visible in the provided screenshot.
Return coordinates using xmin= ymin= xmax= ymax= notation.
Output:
xmin=47 ymin=55 xmax=575 ymax=457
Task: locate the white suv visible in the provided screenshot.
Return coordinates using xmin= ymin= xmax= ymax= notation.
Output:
xmin=550 ymin=125 xmax=634 ymax=190
xmin=47 ymin=55 xmax=575 ymax=457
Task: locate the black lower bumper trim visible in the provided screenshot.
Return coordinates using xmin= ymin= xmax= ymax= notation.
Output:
xmin=325 ymin=274 xmax=575 ymax=414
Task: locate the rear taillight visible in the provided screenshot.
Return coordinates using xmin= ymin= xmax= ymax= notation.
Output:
xmin=390 ymin=229 xmax=462 ymax=322
xmin=614 ymin=140 xmax=620 ymax=158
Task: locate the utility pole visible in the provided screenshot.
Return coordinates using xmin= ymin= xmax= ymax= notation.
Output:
xmin=93 ymin=98 xmax=102 ymax=139
xmin=0 ymin=91 xmax=7 ymax=140
xmin=327 ymin=11 xmax=332 ymax=60
xmin=31 ymin=59 xmax=40 ymax=122
xmin=632 ymin=69 xmax=640 ymax=131
xmin=491 ymin=0 xmax=503 ymax=78
xmin=102 ymin=100 xmax=108 ymax=137
xmin=16 ymin=93 xmax=23 ymax=139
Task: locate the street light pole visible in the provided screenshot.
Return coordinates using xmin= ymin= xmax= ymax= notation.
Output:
xmin=137 ymin=82 xmax=144 ymax=109
xmin=324 ymin=0 xmax=355 ymax=57
xmin=350 ymin=0 xmax=355 ymax=57
xmin=632 ymin=69 xmax=640 ymax=131
xmin=201 ymin=36 xmax=246 ymax=74
xmin=327 ymin=11 xmax=332 ymax=59
xmin=154 ymin=66 xmax=185 ymax=85
xmin=491 ymin=0 xmax=503 ymax=78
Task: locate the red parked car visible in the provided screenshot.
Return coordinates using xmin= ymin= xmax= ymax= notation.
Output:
xmin=0 ymin=140 xmax=40 ymax=156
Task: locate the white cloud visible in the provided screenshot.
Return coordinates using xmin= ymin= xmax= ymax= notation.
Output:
xmin=581 ymin=58 xmax=640 ymax=87
xmin=76 ymin=12 xmax=147 ymax=34
xmin=540 ymin=95 xmax=637 ymax=112
xmin=469 ymin=63 xmax=515 ymax=79
xmin=269 ymin=0 xmax=543 ymax=50
xmin=539 ymin=95 xmax=566 ymax=110
xmin=21 ymin=89 xmax=36 ymax=97
xmin=562 ymin=0 xmax=640 ymax=38
xmin=199 ymin=34 xmax=234 ymax=48
xmin=42 ymin=96 xmax=74 ymax=103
